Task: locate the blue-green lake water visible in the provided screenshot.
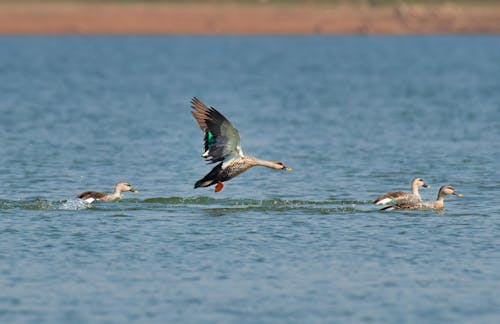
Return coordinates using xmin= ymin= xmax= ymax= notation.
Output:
xmin=0 ymin=36 xmax=499 ymax=323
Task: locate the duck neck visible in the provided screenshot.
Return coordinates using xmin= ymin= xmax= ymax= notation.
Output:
xmin=247 ymin=156 xmax=282 ymax=169
xmin=411 ymin=182 xmax=421 ymax=200
xmin=434 ymin=192 xmax=446 ymax=208
xmin=110 ymin=187 xmax=122 ymax=200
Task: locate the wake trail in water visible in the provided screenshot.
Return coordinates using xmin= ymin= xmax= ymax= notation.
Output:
xmin=0 ymin=197 xmax=374 ymax=213
xmin=142 ymin=196 xmax=366 ymax=206
xmin=142 ymin=196 xmax=373 ymax=214
xmin=0 ymin=198 xmax=91 ymax=211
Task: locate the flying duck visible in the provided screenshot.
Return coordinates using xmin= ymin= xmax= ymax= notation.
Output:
xmin=76 ymin=181 xmax=138 ymax=203
xmin=381 ymin=185 xmax=463 ymax=211
xmin=190 ymin=97 xmax=291 ymax=192
xmin=373 ymin=177 xmax=430 ymax=205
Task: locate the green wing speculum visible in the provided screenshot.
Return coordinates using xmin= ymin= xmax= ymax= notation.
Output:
xmin=191 ymin=97 xmax=243 ymax=164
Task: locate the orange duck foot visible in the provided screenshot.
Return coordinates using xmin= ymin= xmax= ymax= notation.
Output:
xmin=214 ymin=181 xmax=224 ymax=193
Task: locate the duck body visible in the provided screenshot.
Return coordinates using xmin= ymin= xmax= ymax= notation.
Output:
xmin=191 ymin=97 xmax=289 ymax=192
xmin=381 ymin=185 xmax=462 ymax=211
xmin=373 ymin=177 xmax=429 ymax=205
xmin=194 ymin=155 xmax=286 ymax=190
xmin=77 ymin=191 xmax=108 ymax=203
xmin=373 ymin=191 xmax=415 ymax=206
xmin=194 ymin=161 xmax=240 ymax=189
xmin=76 ymin=182 xmax=137 ymax=203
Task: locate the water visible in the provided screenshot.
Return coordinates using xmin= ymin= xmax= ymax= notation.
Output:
xmin=0 ymin=36 xmax=499 ymax=323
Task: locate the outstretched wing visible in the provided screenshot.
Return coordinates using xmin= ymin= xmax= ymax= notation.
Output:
xmin=191 ymin=97 xmax=244 ymax=164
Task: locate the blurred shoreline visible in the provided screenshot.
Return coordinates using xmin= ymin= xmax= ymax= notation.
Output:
xmin=1 ymin=2 xmax=499 ymax=34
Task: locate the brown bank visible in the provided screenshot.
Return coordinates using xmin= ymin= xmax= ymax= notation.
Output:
xmin=0 ymin=2 xmax=500 ymax=34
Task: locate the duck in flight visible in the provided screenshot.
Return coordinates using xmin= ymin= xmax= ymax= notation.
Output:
xmin=381 ymin=185 xmax=462 ymax=211
xmin=373 ymin=177 xmax=430 ymax=205
xmin=76 ymin=181 xmax=138 ymax=203
xmin=191 ymin=97 xmax=291 ymax=192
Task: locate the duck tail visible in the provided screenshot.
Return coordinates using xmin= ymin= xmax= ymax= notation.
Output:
xmin=380 ymin=205 xmax=394 ymax=211
xmin=194 ymin=163 xmax=223 ymax=188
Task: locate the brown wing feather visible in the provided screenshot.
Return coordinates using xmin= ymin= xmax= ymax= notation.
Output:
xmin=77 ymin=191 xmax=106 ymax=200
xmin=373 ymin=191 xmax=408 ymax=204
xmin=191 ymin=97 xmax=230 ymax=132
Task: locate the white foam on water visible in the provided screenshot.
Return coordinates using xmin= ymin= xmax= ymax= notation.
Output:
xmin=58 ymin=198 xmax=92 ymax=210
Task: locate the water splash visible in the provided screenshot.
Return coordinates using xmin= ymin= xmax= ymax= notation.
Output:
xmin=58 ymin=199 xmax=92 ymax=210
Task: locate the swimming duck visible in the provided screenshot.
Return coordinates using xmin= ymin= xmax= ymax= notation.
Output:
xmin=381 ymin=185 xmax=463 ymax=211
xmin=373 ymin=177 xmax=430 ymax=205
xmin=76 ymin=181 xmax=138 ymax=203
xmin=191 ymin=97 xmax=291 ymax=192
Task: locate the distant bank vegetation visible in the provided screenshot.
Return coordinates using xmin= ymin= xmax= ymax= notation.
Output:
xmin=3 ymin=0 xmax=498 ymax=5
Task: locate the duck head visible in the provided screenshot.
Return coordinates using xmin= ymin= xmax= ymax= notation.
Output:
xmin=273 ymin=161 xmax=292 ymax=171
xmin=115 ymin=182 xmax=139 ymax=194
xmin=412 ymin=177 xmax=430 ymax=189
xmin=438 ymin=185 xmax=463 ymax=198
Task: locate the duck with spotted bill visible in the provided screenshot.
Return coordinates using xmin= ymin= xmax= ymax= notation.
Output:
xmin=77 ymin=181 xmax=139 ymax=203
xmin=381 ymin=185 xmax=463 ymax=211
xmin=373 ymin=177 xmax=430 ymax=205
xmin=191 ymin=97 xmax=291 ymax=193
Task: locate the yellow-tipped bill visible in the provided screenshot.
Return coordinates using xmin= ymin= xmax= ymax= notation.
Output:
xmin=286 ymin=167 xmax=293 ymax=171
xmin=456 ymin=193 xmax=463 ymax=197
xmin=133 ymin=190 xmax=140 ymax=194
